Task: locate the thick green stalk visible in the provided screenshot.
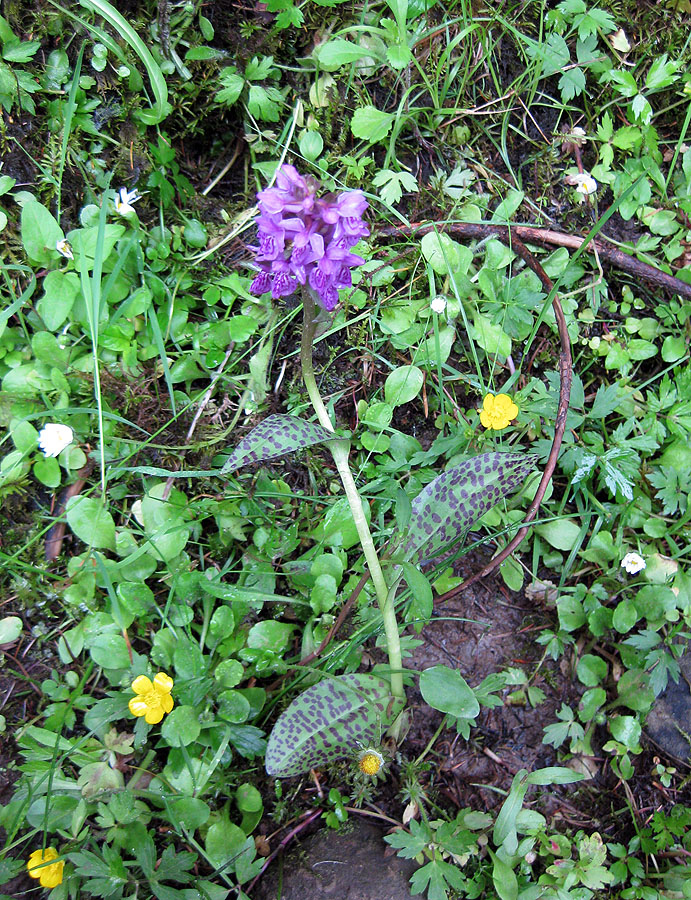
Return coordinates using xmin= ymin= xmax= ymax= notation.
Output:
xmin=300 ymin=292 xmax=404 ymax=700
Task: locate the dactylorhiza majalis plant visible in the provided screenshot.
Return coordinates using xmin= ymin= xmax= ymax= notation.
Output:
xmin=223 ymin=165 xmax=538 ymax=778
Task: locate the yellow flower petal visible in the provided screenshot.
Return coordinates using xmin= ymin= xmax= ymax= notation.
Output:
xmin=27 ymin=848 xmax=64 ymax=888
xmin=480 ymin=408 xmax=493 ymax=428
xmin=145 ymin=704 xmax=164 ymax=725
xmin=131 ymin=675 xmax=153 ymax=695
xmin=160 ymin=693 xmax=174 ymax=714
xmin=41 ymin=862 xmax=64 ymax=888
xmin=153 ymin=672 xmax=174 ymax=694
xmin=480 ymin=393 xmax=517 ymax=430
xmin=129 ymin=696 xmax=149 ymax=718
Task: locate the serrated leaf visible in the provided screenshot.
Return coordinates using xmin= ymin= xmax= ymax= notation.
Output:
xmin=265 ymin=673 xmax=398 ymax=776
xmin=559 ymin=66 xmax=586 ymax=101
xmin=351 ymin=106 xmax=395 ymax=143
xmin=216 ymin=69 xmax=244 ymax=106
xmin=221 ymin=414 xmax=338 ymax=473
xmin=247 ymin=84 xmax=282 ymax=122
xmin=402 ymin=452 xmax=536 ymax=563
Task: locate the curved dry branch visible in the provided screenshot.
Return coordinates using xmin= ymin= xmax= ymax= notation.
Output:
xmin=380 ymin=221 xmax=691 ymax=301
xmin=435 ymin=232 xmax=572 ymax=599
xmin=379 ymin=222 xmax=574 ymax=599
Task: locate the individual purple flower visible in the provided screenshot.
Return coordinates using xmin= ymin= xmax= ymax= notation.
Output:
xmin=249 ymin=166 xmax=369 ymax=311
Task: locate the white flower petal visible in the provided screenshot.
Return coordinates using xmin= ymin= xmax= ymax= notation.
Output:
xmin=621 ymin=552 xmax=646 ymax=575
xmin=37 ymin=423 xmax=74 ymax=458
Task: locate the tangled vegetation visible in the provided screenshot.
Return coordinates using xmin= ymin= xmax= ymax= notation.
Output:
xmin=1 ymin=0 xmax=691 ymax=898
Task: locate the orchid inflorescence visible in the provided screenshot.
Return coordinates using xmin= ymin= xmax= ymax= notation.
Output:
xmin=249 ymin=165 xmax=369 ymax=311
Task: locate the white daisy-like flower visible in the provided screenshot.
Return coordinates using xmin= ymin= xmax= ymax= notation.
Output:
xmin=114 ymin=187 xmax=141 ymax=216
xmin=430 ymin=295 xmax=447 ymax=315
xmin=56 ymin=238 xmax=74 ymax=260
xmin=571 ymin=172 xmax=598 ymax=195
xmin=621 ymin=552 xmax=646 ymax=575
xmin=38 ymin=423 xmax=74 ymax=458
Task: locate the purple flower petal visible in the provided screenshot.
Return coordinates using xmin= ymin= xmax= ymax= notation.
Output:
xmin=251 ymin=165 xmax=368 ymax=312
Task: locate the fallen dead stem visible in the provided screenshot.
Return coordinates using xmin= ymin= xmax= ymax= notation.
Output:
xmin=379 ymin=222 xmax=691 ymax=302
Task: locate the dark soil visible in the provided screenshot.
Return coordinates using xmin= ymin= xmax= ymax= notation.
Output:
xmin=253 ymin=820 xmax=424 ymax=900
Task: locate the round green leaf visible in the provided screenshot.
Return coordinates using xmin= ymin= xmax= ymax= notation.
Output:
xmin=419 ymin=665 xmax=480 ymax=719
xmin=66 ymin=496 xmax=116 ymax=550
xmin=169 ymin=796 xmax=210 ymax=830
xmin=247 ymin=620 xmax=295 ymax=652
xmin=21 ymin=201 xmax=63 ymax=266
xmin=361 ymin=431 xmax=391 ymax=453
xmin=535 ymin=518 xmax=582 ymax=552
xmin=420 ymin=232 xmax=468 ymax=275
xmin=215 ymin=659 xmax=244 ymax=688
xmin=385 ymin=365 xmax=424 ymax=407
xmin=576 ymin=654 xmax=608 ymax=687
xmin=183 ymin=219 xmax=208 ymax=248
xmin=208 ymin=606 xmax=235 ymax=642
xmin=661 ymin=335 xmax=686 ymax=363
xmin=578 ymin=687 xmax=606 ymax=722
xmin=218 ymin=689 xmax=251 ymax=723
xmin=11 ymin=420 xmax=38 ymax=453
xmin=0 ymin=616 xmax=22 ymax=645
xmin=161 ymin=705 xmax=201 ymax=746
xmin=299 ymin=130 xmax=323 ymax=161
xmin=89 ymin=633 xmax=131 ymax=669
xmin=612 ymin=598 xmax=638 ymax=633
xmin=310 ymin=553 xmax=344 ymax=584
xmin=609 ymin=715 xmax=641 ymax=749
xmin=205 ymin=820 xmax=247 ymax=870
xmin=33 ymin=456 xmax=61 ymax=488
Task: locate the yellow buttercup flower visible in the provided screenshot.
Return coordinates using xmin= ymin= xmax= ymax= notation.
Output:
xmin=480 ymin=393 xmax=518 ymax=430
xmin=128 ymin=672 xmax=174 ymax=724
xmin=27 ymin=848 xmax=64 ymax=888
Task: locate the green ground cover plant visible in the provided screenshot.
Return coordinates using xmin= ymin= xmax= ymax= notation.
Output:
xmin=0 ymin=0 xmax=691 ymax=898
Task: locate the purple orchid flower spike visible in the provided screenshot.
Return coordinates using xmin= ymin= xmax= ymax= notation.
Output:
xmin=249 ymin=166 xmax=369 ymax=312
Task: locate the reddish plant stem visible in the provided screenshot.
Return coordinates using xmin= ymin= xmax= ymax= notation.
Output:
xmin=380 ymin=226 xmax=574 ymax=599
xmin=246 ymin=808 xmax=322 ymax=895
xmin=45 ymin=460 xmax=95 ymax=561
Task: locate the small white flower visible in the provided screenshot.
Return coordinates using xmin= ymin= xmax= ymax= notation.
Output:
xmin=571 ymin=172 xmax=598 ymax=195
xmin=56 ymin=238 xmax=74 ymax=260
xmin=621 ymin=552 xmax=646 ymax=575
xmin=114 ymin=187 xmax=141 ymax=216
xmin=430 ymin=295 xmax=447 ymax=315
xmin=38 ymin=423 xmax=74 ymax=458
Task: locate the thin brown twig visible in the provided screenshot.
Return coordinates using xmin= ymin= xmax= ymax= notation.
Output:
xmin=246 ymin=808 xmax=322 ymax=895
xmin=379 ymin=221 xmax=691 ymax=301
xmin=436 ymin=231 xmax=573 ymax=598
xmin=298 ymin=568 xmax=371 ymax=666
xmin=44 ymin=459 xmax=95 ymax=561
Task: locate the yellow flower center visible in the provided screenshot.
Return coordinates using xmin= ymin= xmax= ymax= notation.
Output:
xmin=358 ymin=750 xmax=384 ymax=775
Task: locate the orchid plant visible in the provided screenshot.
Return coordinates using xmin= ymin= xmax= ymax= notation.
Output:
xmin=223 ymin=166 xmax=536 ymax=777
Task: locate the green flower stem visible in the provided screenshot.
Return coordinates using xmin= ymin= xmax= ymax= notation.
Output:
xmin=300 ymin=291 xmax=404 ymax=701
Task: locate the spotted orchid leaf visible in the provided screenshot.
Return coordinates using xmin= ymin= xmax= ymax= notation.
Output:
xmin=221 ymin=414 xmax=341 ymax=474
xmin=265 ymin=673 xmax=400 ymax=777
xmin=403 ymin=452 xmax=538 ymax=564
